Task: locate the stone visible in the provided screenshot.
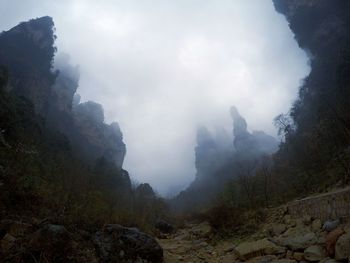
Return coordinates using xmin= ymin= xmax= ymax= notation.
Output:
xmin=284 ymin=215 xmax=292 ymax=225
xmin=325 ymin=228 xmax=344 ymax=256
xmin=29 ymin=224 xmax=74 ymax=260
xmin=319 ymin=259 xmax=338 ymax=263
xmin=302 ymin=215 xmax=312 ymax=225
xmin=155 ymin=220 xmax=175 ymax=234
xmin=222 ymin=254 xmax=237 ymax=263
xmin=247 ymin=255 xmax=277 ymax=263
xmin=335 ymin=232 xmax=350 ymax=260
xmin=94 ymin=224 xmax=163 ymax=263
xmin=304 ymin=245 xmax=326 ymax=261
xmin=275 ymin=227 xmax=317 ymax=250
xmin=274 ymin=260 xmax=297 ymax=263
xmin=0 ymin=233 xmax=16 ymax=253
xmin=286 ymin=250 xmax=293 ymax=258
xmin=271 ymin=224 xmax=287 ymax=236
xmin=234 ymin=238 xmax=285 ymax=260
xmin=311 ymin=219 xmax=322 ymax=232
xmin=323 ymin=220 xmax=340 ymax=232
xmin=293 ymin=252 xmax=304 ymax=261
xmin=189 ymin=222 xmax=212 ymax=238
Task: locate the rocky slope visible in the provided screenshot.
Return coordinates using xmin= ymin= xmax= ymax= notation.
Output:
xmin=0 ymin=218 xmax=163 ymax=262
xmin=160 ymin=204 xmax=350 ymax=263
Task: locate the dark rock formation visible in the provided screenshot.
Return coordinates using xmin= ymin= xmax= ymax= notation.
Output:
xmin=231 ymin=106 xmax=278 ymax=155
xmin=272 ymin=0 xmax=350 ymax=179
xmin=195 ymin=126 xmax=222 ymax=180
xmin=135 ymin=183 xmax=157 ymax=199
xmin=0 ymin=16 xmax=56 ymax=114
xmin=29 ymin=224 xmax=75 ymax=261
xmin=273 ymin=0 xmax=349 ymax=65
xmin=0 ymin=17 xmax=126 ymax=169
xmin=172 ymin=107 xmax=277 ymax=211
xmin=155 ymin=220 xmax=175 ymax=234
xmin=94 ymin=224 xmax=163 ymax=263
xmin=72 ymin=101 xmax=126 ymax=168
xmin=51 ymin=53 xmax=80 ymax=114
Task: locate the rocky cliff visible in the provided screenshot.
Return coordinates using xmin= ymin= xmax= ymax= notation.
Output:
xmin=272 ymin=0 xmax=350 ymax=189
xmin=0 ymin=17 xmax=126 ymax=169
xmin=173 ymin=107 xmax=277 ymax=211
xmin=272 ymin=0 xmax=350 ymax=140
xmin=231 ymin=106 xmax=278 ymax=156
xmin=273 ymin=0 xmax=349 ymax=57
xmin=0 ymin=16 xmax=56 ymax=114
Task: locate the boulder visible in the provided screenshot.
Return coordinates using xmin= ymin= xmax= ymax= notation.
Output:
xmin=319 ymin=259 xmax=338 ymax=263
xmin=283 ymin=215 xmax=293 ymax=226
xmin=302 ymin=215 xmax=312 ymax=225
xmin=94 ymin=224 xmax=163 ymax=263
xmin=221 ymin=253 xmax=237 ymax=263
xmin=275 ymin=226 xmax=317 ymax=250
xmin=323 ymin=220 xmax=340 ymax=232
xmin=29 ymin=224 xmax=75 ymax=260
xmin=293 ymin=252 xmax=304 ymax=261
xmin=247 ymin=255 xmax=277 ymax=263
xmin=155 ymin=220 xmax=175 ymax=234
xmin=270 ymin=224 xmax=287 ymax=236
xmin=335 ymin=231 xmax=350 ymax=260
xmin=189 ymin=221 xmax=212 ymax=238
xmin=286 ymin=249 xmax=293 ymax=258
xmin=0 ymin=233 xmax=16 ymax=253
xmin=311 ymin=219 xmax=322 ymax=232
xmin=304 ymin=245 xmax=326 ymax=261
xmin=325 ymin=228 xmax=344 ymax=256
xmin=234 ymin=238 xmax=285 ymax=260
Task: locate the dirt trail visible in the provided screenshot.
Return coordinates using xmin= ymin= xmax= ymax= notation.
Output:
xmin=158 ymin=222 xmax=237 ymax=263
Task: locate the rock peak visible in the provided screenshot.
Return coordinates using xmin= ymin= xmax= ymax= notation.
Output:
xmin=230 ymin=106 xmax=249 ymax=137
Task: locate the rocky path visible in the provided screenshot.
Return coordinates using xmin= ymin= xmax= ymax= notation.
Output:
xmin=159 ymin=222 xmax=236 ymax=263
xmin=158 ymin=209 xmax=350 ymax=263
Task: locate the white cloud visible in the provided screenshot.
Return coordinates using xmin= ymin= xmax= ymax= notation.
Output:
xmin=0 ymin=0 xmax=309 ymax=196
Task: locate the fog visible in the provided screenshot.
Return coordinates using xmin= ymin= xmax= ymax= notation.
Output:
xmin=0 ymin=0 xmax=309 ymax=196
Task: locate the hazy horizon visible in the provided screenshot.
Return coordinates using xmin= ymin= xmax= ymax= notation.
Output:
xmin=0 ymin=0 xmax=310 ymax=196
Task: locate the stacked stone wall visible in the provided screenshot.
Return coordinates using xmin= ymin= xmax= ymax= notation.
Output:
xmin=288 ymin=187 xmax=350 ymax=221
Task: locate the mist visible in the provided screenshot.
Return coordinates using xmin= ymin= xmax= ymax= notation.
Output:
xmin=0 ymin=0 xmax=310 ymax=196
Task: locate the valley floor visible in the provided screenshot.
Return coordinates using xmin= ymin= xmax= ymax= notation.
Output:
xmin=159 ymin=192 xmax=350 ymax=263
xmin=159 ymin=222 xmax=237 ymax=263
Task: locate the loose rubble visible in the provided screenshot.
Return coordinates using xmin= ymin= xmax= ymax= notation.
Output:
xmin=160 ymin=206 xmax=350 ymax=263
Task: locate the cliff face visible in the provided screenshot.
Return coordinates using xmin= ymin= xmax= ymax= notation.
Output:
xmin=195 ymin=127 xmax=226 ymax=181
xmin=273 ymin=1 xmax=350 ymax=154
xmin=273 ymin=0 xmax=349 ymax=56
xmin=73 ymin=101 xmax=126 ymax=168
xmin=0 ymin=17 xmax=126 ymax=169
xmin=0 ymin=16 xmax=56 ymax=114
xmin=267 ymin=1 xmax=350 ymax=193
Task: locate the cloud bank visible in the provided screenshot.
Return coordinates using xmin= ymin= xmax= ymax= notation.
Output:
xmin=0 ymin=0 xmax=309 ymax=195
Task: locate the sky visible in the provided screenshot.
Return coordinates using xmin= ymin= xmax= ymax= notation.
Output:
xmin=0 ymin=0 xmax=309 ymax=196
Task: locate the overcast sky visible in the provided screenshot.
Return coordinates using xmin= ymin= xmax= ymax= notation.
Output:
xmin=1 ymin=0 xmax=309 ymax=196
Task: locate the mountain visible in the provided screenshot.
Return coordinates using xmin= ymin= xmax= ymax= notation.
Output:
xmin=0 ymin=16 xmax=169 ymax=262
xmin=172 ymin=107 xmax=277 ymax=212
xmin=231 ymin=106 xmax=278 ymax=156
xmin=271 ymin=0 xmax=350 ymax=191
xmin=0 ymin=16 xmax=126 ymax=170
